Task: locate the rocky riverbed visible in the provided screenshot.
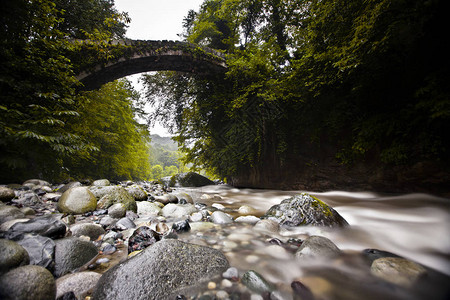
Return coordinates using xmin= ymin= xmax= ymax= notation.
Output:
xmin=0 ymin=178 xmax=449 ymax=300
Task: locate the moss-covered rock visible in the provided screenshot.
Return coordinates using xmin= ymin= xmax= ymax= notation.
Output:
xmin=262 ymin=193 xmax=348 ymax=227
xmin=96 ymin=187 xmax=136 ymax=213
xmin=169 ymin=172 xmax=214 ymax=187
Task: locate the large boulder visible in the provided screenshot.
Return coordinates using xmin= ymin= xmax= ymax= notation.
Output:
xmin=4 ymin=214 xmax=66 ymax=240
xmin=54 ymin=237 xmax=98 ymax=277
xmin=126 ymin=185 xmax=148 ymax=201
xmin=92 ymin=239 xmax=229 ymax=300
xmin=169 ymin=172 xmax=215 ymax=187
xmin=96 ymin=187 xmax=136 ymax=213
xmin=0 ymin=239 xmax=30 ymax=274
xmin=262 ymin=193 xmax=348 ymax=227
xmin=0 ymin=265 xmax=56 ymax=300
xmin=57 ymin=187 xmax=97 ymax=214
xmin=0 ymin=187 xmax=15 ymax=202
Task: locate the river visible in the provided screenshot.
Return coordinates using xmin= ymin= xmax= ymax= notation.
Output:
xmin=178 ymin=185 xmax=450 ymax=299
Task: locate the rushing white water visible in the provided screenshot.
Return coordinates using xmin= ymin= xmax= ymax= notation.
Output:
xmin=182 ymin=185 xmax=450 ymax=276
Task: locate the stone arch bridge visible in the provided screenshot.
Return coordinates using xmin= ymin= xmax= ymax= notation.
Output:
xmin=76 ymin=39 xmax=227 ymax=90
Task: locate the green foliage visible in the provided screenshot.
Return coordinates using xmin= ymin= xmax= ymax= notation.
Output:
xmin=151 ymin=165 xmax=164 ymax=180
xmin=144 ymin=0 xmax=449 ymax=183
xmin=0 ymin=0 xmax=150 ymax=183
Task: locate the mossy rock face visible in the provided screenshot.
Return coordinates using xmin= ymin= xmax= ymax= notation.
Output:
xmin=170 ymin=172 xmax=214 ymax=187
xmin=262 ymin=193 xmax=348 ymax=227
xmin=57 ymin=187 xmax=97 ymax=214
xmin=97 ymin=187 xmax=137 ymax=213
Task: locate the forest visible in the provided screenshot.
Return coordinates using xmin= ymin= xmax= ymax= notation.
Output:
xmin=1 ymin=0 xmax=449 ymax=192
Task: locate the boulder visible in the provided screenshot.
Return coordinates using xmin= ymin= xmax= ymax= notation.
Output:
xmin=125 ymin=185 xmax=148 ymax=201
xmin=107 ymin=203 xmax=127 ymax=218
xmin=88 ymin=186 xmax=118 ymax=199
xmin=262 ymin=193 xmax=348 ymax=227
xmin=0 ymin=239 xmax=30 ymax=274
xmin=371 ymin=257 xmax=427 ymax=288
xmin=295 ymin=236 xmax=341 ymax=260
xmin=0 ymin=205 xmax=25 ymax=225
xmin=5 ymin=214 xmax=66 ymax=240
xmin=92 ymin=239 xmax=229 ymax=300
xmin=17 ymin=234 xmax=55 ymax=269
xmin=170 ymin=172 xmax=215 ymax=187
xmin=0 ymin=187 xmax=15 ymax=202
xmin=136 ymin=201 xmax=161 ymax=216
xmin=56 ymin=271 xmax=101 ymax=299
xmin=96 ymin=187 xmax=136 ymax=213
xmin=54 ymin=237 xmax=98 ymax=277
xmin=92 ymin=179 xmax=110 ymax=187
xmin=210 ymin=211 xmax=234 ymax=224
xmin=161 ymin=203 xmax=197 ymax=219
xmin=70 ymin=223 xmax=105 ymax=240
xmin=57 ymin=187 xmax=97 ymax=214
xmin=154 ymin=194 xmax=178 ymax=205
xmin=0 ymin=265 xmax=56 ymax=300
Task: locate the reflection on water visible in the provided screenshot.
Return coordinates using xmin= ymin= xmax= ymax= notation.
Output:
xmin=182 ymin=185 xmax=450 ymax=276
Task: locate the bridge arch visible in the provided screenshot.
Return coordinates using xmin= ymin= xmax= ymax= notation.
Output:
xmin=76 ymin=40 xmax=227 ymax=90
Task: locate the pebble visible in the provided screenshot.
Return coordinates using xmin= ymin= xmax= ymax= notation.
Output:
xmin=210 ymin=211 xmax=233 ymax=224
xmin=221 ymin=279 xmax=233 ymax=288
xmin=222 ymin=267 xmax=239 ymax=279
xmin=212 ymin=203 xmax=226 ymax=210
xmin=208 ymin=281 xmax=217 ymax=289
xmin=215 ymin=290 xmax=229 ymax=299
xmin=246 ymin=255 xmax=260 ymax=264
xmin=235 ymin=216 xmax=260 ymax=224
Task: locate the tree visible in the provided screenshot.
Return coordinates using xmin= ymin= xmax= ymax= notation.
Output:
xmin=151 ymin=165 xmax=164 ymax=180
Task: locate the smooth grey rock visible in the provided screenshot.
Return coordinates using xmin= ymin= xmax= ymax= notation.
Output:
xmin=235 ymin=215 xmax=260 ymax=224
xmin=136 ymin=201 xmax=161 ymax=216
xmin=88 ymin=186 xmax=118 ymax=199
xmin=371 ymin=257 xmax=427 ymax=288
xmin=222 ymin=267 xmax=239 ymax=279
xmin=0 ymin=239 xmax=29 ymax=274
xmin=0 ymin=205 xmax=26 ymax=224
xmin=13 ymin=191 xmax=39 ymax=206
xmin=161 ymin=203 xmax=197 ymax=219
xmin=125 ymin=185 xmax=148 ymax=201
xmin=57 ymin=182 xmax=81 ymax=194
xmin=0 ymin=265 xmax=56 ymax=300
xmin=0 ymin=187 xmax=15 ymax=202
xmin=115 ymin=217 xmax=136 ymax=230
xmin=210 ymin=211 xmax=233 ymax=224
xmin=0 ymin=219 xmax=29 ymax=231
xmin=254 ymin=219 xmax=280 ymax=233
xmin=17 ymin=234 xmax=55 ymax=269
xmin=155 ymin=194 xmax=178 ymax=205
xmin=70 ymin=223 xmax=105 ymax=240
xmin=241 ymin=270 xmax=275 ymax=294
xmin=23 ymin=179 xmax=51 ymax=187
xmin=107 ymin=203 xmax=127 ymax=218
xmin=295 ymin=236 xmax=340 ymax=260
xmin=57 ymin=187 xmax=97 ymax=214
xmin=56 ymin=271 xmax=101 ymax=299
xmin=97 ymin=187 xmax=136 ymax=212
xmin=5 ymin=214 xmax=66 ymax=240
xmin=262 ymin=193 xmax=348 ymax=227
xmin=99 ymin=216 xmax=115 ymax=227
xmin=173 ymin=192 xmax=194 ymax=204
xmin=54 ymin=237 xmax=98 ymax=277
xmin=92 ymin=239 xmax=229 ymax=300
xmin=92 ymin=179 xmax=110 ymax=187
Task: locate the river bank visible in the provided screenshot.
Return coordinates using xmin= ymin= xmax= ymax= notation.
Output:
xmin=1 ymin=179 xmax=449 ymax=299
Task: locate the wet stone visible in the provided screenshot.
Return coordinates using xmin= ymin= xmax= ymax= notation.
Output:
xmin=115 ymin=217 xmax=136 ymax=230
xmin=102 ymin=244 xmax=116 ymax=255
xmin=0 ymin=205 xmax=25 ymax=225
xmin=17 ymin=234 xmax=55 ymax=269
xmin=172 ymin=219 xmax=191 ymax=233
xmin=127 ymin=226 xmax=161 ymax=253
xmin=54 ymin=237 xmax=98 ymax=277
xmin=210 ymin=211 xmax=233 ymax=224
xmin=107 ymin=203 xmax=126 ymax=218
xmin=370 ymin=257 xmax=427 ymax=288
xmin=241 ymin=270 xmax=275 ymax=295
xmin=5 ymin=214 xmax=66 ymax=240
xmin=70 ymin=223 xmax=105 ymax=240
xmin=0 ymin=187 xmax=16 ymax=202
xmin=295 ymin=236 xmax=340 ymax=260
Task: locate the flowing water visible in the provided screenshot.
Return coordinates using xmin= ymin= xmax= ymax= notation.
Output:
xmin=176 ymin=185 xmax=450 ymax=299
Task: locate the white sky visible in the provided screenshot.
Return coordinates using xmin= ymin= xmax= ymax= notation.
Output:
xmin=114 ymin=0 xmax=204 ymax=136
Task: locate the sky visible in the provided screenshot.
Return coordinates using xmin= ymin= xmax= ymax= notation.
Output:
xmin=114 ymin=0 xmax=205 ymax=136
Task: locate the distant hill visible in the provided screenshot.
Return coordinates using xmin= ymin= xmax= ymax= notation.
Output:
xmin=150 ymin=134 xmax=178 ymax=151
